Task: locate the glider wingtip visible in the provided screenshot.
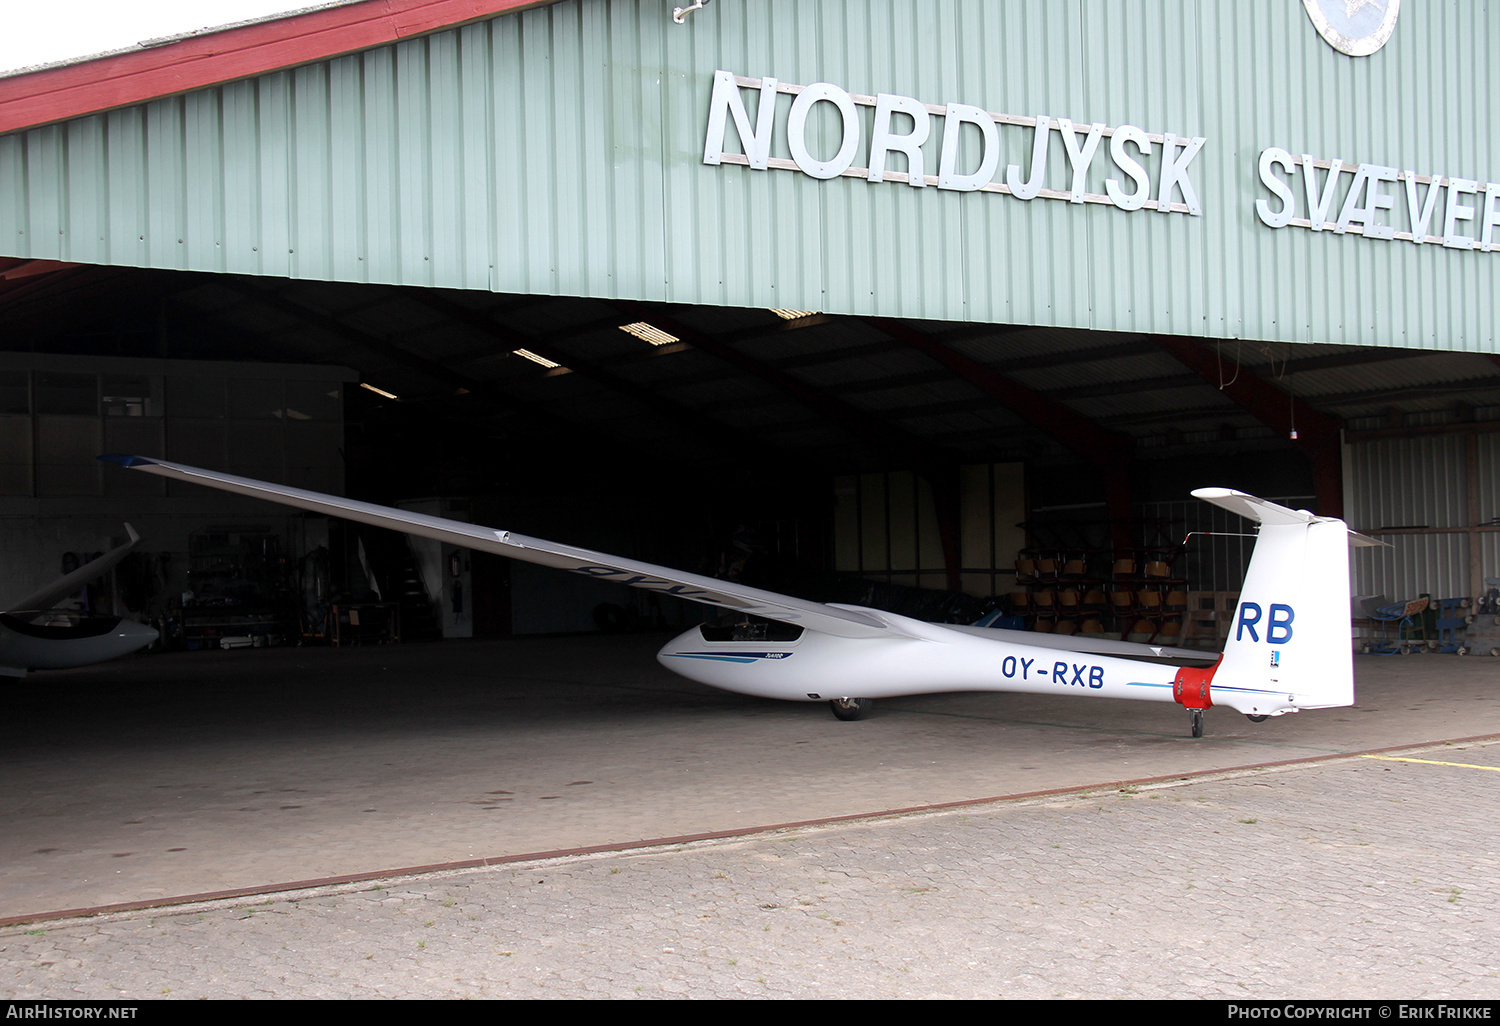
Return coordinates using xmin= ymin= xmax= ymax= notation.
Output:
xmin=98 ymin=453 xmax=156 ymax=468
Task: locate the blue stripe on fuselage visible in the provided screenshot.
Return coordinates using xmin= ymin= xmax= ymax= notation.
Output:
xmin=663 ymin=652 xmax=794 ymax=664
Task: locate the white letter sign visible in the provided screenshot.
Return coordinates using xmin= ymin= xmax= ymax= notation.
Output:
xmin=703 ymin=70 xmax=778 ymax=169
xmin=702 ymin=72 xmax=1208 ymax=220
xmin=868 ymin=93 xmax=930 ymax=186
xmin=937 ymin=103 xmax=1000 ymax=192
xmin=787 ymin=83 xmax=861 ymax=180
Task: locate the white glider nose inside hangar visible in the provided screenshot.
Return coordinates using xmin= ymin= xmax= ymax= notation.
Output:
xmin=2 ymin=2 xmax=1499 ymax=745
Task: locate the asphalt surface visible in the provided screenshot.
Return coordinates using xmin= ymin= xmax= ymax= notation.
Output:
xmin=1 ymin=635 xmax=1498 ymax=999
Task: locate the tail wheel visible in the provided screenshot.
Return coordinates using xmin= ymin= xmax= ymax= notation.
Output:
xmin=1246 ymin=714 xmax=1269 ymax=723
xmin=829 ymin=697 xmax=871 ymax=721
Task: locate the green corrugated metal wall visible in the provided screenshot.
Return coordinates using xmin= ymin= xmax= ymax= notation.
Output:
xmin=0 ymin=0 xmax=1496 ymax=352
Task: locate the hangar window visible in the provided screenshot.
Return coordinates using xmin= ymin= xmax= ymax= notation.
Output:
xmin=35 ymin=373 xmax=96 ymax=415
xmin=0 ymin=371 xmax=27 ymax=414
xmin=35 ymin=415 xmax=101 ymax=495
xmin=167 ymin=375 xmax=225 ymax=419
xmin=229 ymin=378 xmax=284 ymax=419
xmin=834 ymin=464 xmax=1026 ymax=598
xmin=284 ymin=380 xmax=341 ymax=421
xmin=103 ymin=377 xmax=166 ymax=495
xmin=0 ymin=415 xmax=29 ymax=495
xmin=103 ymin=375 xmax=160 ymax=417
xmin=0 ymin=372 xmax=27 ymax=496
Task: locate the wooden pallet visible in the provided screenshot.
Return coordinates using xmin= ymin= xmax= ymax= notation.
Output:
xmin=1180 ymin=591 xmax=1239 ymax=649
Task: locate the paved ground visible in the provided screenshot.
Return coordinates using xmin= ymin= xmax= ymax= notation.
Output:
xmin=4 ymin=745 xmax=1499 ymax=999
xmin=1 ymin=636 xmax=1498 ymax=998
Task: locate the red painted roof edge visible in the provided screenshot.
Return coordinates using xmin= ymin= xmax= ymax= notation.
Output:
xmin=0 ymin=0 xmax=559 ymax=137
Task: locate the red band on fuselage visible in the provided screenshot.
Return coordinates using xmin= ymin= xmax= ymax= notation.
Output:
xmin=1172 ymin=656 xmax=1222 ymax=710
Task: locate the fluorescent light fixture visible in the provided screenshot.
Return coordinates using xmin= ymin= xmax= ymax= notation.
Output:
xmin=618 ymin=322 xmax=680 ymax=346
xmin=769 ymin=309 xmax=819 ymax=320
xmin=513 ymin=348 xmax=561 ymax=369
xmin=360 ymin=382 xmax=399 ymax=400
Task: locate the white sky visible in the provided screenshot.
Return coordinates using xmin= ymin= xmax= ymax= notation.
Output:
xmin=0 ymin=2 xmax=340 ymax=77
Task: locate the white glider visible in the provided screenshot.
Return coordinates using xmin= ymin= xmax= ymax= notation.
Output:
xmin=101 ymin=455 xmax=1374 ymax=735
xmin=1 ymin=524 xmax=158 ymax=678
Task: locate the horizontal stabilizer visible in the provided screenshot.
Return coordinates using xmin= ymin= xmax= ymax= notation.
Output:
xmin=1190 ymin=488 xmax=1322 ymax=527
xmin=1191 ymin=488 xmax=1388 ymax=547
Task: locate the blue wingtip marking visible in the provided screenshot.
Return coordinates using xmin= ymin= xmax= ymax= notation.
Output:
xmin=98 ymin=454 xmax=157 ymax=468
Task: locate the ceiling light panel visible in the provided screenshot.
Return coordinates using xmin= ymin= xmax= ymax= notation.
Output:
xmin=618 ymin=322 xmax=680 ymax=346
xmin=513 ymin=348 xmax=561 ymax=369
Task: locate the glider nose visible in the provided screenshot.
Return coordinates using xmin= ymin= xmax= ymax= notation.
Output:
xmin=656 ymin=625 xmax=701 ymax=662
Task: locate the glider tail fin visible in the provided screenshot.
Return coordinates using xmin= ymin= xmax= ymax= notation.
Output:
xmin=1190 ymin=490 xmax=1363 ymax=714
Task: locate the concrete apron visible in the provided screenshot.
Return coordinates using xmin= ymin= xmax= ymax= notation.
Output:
xmin=3 ymin=633 xmax=1496 ymax=920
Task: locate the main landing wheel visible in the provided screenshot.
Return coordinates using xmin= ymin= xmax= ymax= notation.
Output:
xmin=829 ymin=697 xmax=872 ymax=721
xmin=1189 ymin=709 xmax=1205 ymax=738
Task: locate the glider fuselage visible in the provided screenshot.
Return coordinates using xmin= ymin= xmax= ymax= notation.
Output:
xmin=657 ymin=620 xmax=1184 ymax=704
xmin=0 ymin=613 xmax=158 ymax=677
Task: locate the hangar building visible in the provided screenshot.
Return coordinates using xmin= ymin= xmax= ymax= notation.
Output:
xmin=0 ymin=0 xmax=1497 ymax=646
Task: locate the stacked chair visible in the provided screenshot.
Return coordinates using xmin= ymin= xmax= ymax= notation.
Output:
xmin=1010 ymin=541 xmax=1188 ymax=642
